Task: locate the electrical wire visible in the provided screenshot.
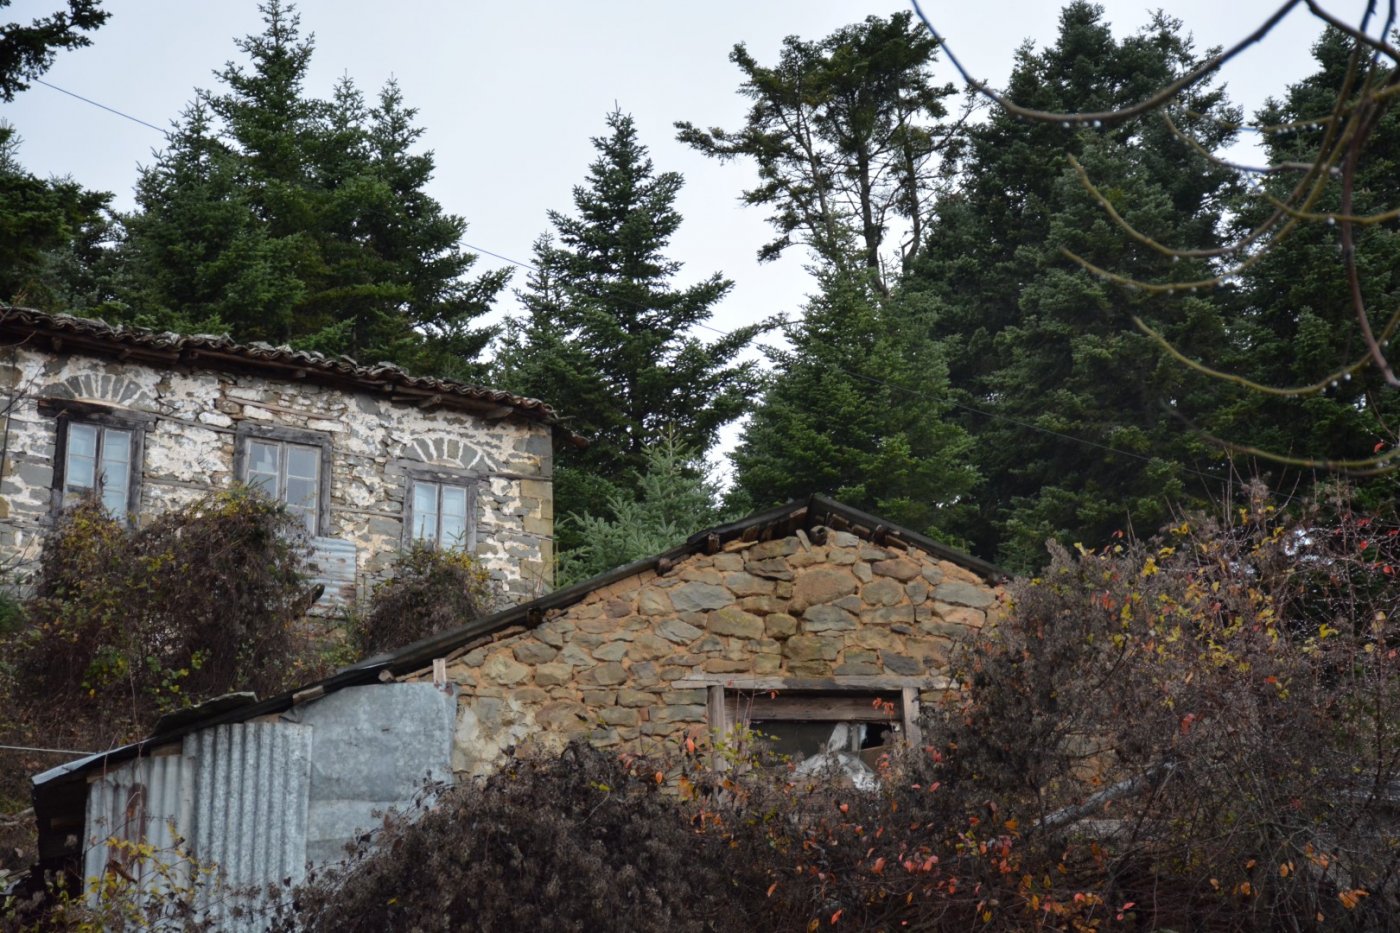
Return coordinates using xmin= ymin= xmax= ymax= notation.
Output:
xmin=34 ymin=80 xmax=1251 ymax=487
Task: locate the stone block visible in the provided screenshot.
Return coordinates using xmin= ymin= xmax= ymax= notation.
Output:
xmin=627 ymin=633 xmax=675 ymax=661
xmin=511 ymin=686 xmax=549 ymax=705
xmin=706 ymin=607 xmax=764 ymax=640
xmin=534 ymin=620 xmax=570 ymax=648
xmin=481 ymin=653 xmax=529 ymax=685
xmin=880 ymin=651 xmax=924 ymax=675
xmin=834 ymin=659 xmax=882 ymax=676
xmin=725 ymin=571 xmax=773 ymax=596
xmin=658 ymin=618 xmax=703 ymax=644
xmin=802 ymin=604 xmax=857 ymax=632
xmin=934 ymin=581 xmax=995 ymax=608
xmin=790 ymin=567 xmax=859 ymax=612
xmin=593 ymin=641 xmax=629 ymax=662
xmin=536 ymin=701 xmax=589 ymax=731
xmin=869 ymin=605 xmax=915 ymax=625
xmin=862 ymin=578 xmax=904 ymax=607
xmin=712 ymin=553 xmax=743 ymax=571
xmin=784 ymin=635 xmax=840 ymax=662
xmin=664 ymin=689 xmax=708 ymax=705
xmin=658 ymin=704 xmax=707 ymax=722
xmin=604 ymin=599 xmax=632 ymax=618
xmin=600 ymin=707 xmax=639 ymax=727
xmin=764 ymin=613 xmax=798 ymax=639
xmin=589 ymin=661 xmax=628 ymax=686
xmin=754 ymin=654 xmax=781 ymax=674
xmin=789 ymin=659 xmax=832 ymax=677
xmin=743 ymin=557 xmax=794 ymax=581
xmin=872 ymin=557 xmax=921 ymax=581
xmin=513 ymin=641 xmax=558 ymax=665
xmin=630 ymin=661 xmax=660 ymax=687
xmin=535 ymin=662 xmax=574 ymax=687
xmin=618 ymin=689 xmax=656 ymax=708
xmin=558 ymin=644 xmax=595 ymax=668
xmin=748 ymin=538 xmax=796 ymax=561
xmin=702 ymin=657 xmax=750 ymax=673
xmin=853 ymin=562 xmax=873 ymax=583
xmin=672 ymin=582 xmax=732 ymax=612
xmin=638 ymin=588 xmax=673 ymax=616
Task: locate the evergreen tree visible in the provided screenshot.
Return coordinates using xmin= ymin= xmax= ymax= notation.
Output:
xmin=732 ymin=272 xmax=978 ymax=541
xmin=1207 ymin=28 xmax=1400 ymax=491
xmin=103 ymin=1 xmax=505 ymax=376
xmin=558 ymin=433 xmax=727 ymax=586
xmin=495 ymin=109 xmax=764 ymax=495
xmin=910 ymin=3 xmax=1241 ymax=567
xmin=677 ymin=12 xmax=957 ymax=293
xmin=0 ymin=0 xmax=107 ymax=101
xmin=0 ymin=126 xmax=111 ymax=310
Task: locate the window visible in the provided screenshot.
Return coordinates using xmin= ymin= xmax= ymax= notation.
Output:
xmin=235 ymin=426 xmax=332 ymax=536
xmin=41 ymin=399 xmax=151 ymax=522
xmin=703 ymin=682 xmax=923 ymax=786
xmin=62 ymin=422 xmax=136 ymax=516
xmin=410 ymin=480 xmax=474 ymax=549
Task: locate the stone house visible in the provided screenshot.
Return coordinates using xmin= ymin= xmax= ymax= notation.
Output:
xmin=0 ymin=307 xmax=580 ymax=603
xmin=30 ymin=494 xmax=1005 ymax=917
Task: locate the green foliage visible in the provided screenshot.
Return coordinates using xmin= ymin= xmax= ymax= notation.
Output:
xmin=557 ymin=432 xmax=726 ymax=586
xmin=349 ymin=544 xmax=497 ymax=658
xmin=495 ymin=110 xmax=764 ymax=524
xmin=0 ymin=126 xmax=112 ymax=310
xmin=95 ymin=1 xmax=506 ymax=377
xmin=0 ymin=0 xmax=107 ymax=102
xmin=908 ymin=2 xmax=1242 ymax=568
xmin=1209 ymin=28 xmax=1400 ymax=483
xmin=732 ymin=272 xmax=978 ymax=542
xmin=677 ymin=11 xmax=955 ymax=289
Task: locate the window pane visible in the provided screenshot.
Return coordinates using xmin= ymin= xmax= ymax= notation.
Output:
xmin=67 ymin=423 xmax=97 ymax=459
xmin=286 ymin=444 xmax=318 ymax=480
xmin=101 ymin=428 xmax=131 ymax=465
xmin=286 ymin=475 xmax=318 ymax=512
xmin=412 ymin=482 xmax=438 ymax=543
xmin=100 ymin=479 xmax=128 ymax=516
xmin=246 ymin=441 xmax=279 ymax=495
xmin=440 ymin=512 xmax=467 ymax=548
xmin=441 ymin=486 xmax=467 ymax=518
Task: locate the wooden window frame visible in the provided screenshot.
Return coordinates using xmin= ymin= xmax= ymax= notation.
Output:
xmin=41 ymin=398 xmax=153 ymax=522
xmin=401 ymin=467 xmax=479 ymax=551
xmin=233 ymin=424 xmax=333 ymax=536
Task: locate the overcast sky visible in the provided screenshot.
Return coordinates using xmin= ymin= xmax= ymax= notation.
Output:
xmin=0 ymin=0 xmax=1351 ymax=463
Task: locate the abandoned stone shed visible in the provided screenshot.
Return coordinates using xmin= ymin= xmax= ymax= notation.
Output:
xmin=0 ymin=306 xmax=582 ymax=603
xmin=30 ymin=494 xmax=1005 ymax=920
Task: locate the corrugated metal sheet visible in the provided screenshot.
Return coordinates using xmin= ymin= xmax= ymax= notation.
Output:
xmin=82 ymin=721 xmax=312 ymax=928
xmin=307 ymin=536 xmax=358 ymax=607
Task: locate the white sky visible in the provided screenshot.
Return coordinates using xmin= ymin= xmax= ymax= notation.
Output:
xmin=0 ymin=1 xmax=1351 ymax=465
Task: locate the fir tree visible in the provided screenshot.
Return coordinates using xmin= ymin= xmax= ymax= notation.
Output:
xmin=911 ymin=3 xmax=1241 ymax=566
xmin=732 ymin=272 xmax=978 ymax=541
xmin=102 ymin=1 xmax=504 ymax=377
xmin=496 ymin=109 xmax=764 ymax=494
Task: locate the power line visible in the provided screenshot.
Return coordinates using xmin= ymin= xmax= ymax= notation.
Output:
xmin=36 ymin=80 xmax=1238 ymax=486
xmin=34 ymin=78 xmax=168 ymax=135
xmin=0 ymin=743 xmax=95 ymax=756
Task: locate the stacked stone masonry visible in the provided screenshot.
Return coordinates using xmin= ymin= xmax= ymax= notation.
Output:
xmin=430 ymin=530 xmax=1002 ymax=777
xmin=0 ymin=346 xmax=554 ymax=602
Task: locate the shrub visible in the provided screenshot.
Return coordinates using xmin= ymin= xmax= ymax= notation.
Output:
xmin=277 ymin=741 xmax=759 ymax=933
xmin=349 ymin=544 xmax=497 ymax=658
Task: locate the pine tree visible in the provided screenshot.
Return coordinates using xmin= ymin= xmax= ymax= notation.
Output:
xmin=496 ymin=109 xmax=764 ymax=489
xmin=101 ymin=1 xmax=504 ymax=376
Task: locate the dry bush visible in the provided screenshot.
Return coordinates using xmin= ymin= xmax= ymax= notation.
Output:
xmin=924 ymin=482 xmax=1400 ymax=929
xmin=0 ymin=489 xmax=324 ymax=874
xmin=276 ymin=741 xmax=760 ymax=933
xmin=348 ymin=543 xmax=497 ymax=658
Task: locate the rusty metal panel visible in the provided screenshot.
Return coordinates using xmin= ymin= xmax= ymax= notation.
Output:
xmin=82 ymin=748 xmax=195 ymax=895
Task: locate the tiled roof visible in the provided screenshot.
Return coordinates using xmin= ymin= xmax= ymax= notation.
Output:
xmin=0 ymin=306 xmax=585 ymax=446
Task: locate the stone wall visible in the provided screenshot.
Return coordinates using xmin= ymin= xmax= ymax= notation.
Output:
xmin=0 ymin=346 xmax=553 ymax=602
xmin=425 ymin=529 xmax=1001 ymax=778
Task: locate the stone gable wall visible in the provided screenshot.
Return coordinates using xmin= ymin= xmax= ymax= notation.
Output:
xmin=0 ymin=346 xmax=553 ymax=601
xmin=426 ymin=529 xmax=1001 ymax=777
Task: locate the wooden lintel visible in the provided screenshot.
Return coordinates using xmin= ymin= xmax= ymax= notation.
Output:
xmin=729 ymin=693 xmax=900 ymax=723
xmin=417 ymin=394 xmax=444 ymax=409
